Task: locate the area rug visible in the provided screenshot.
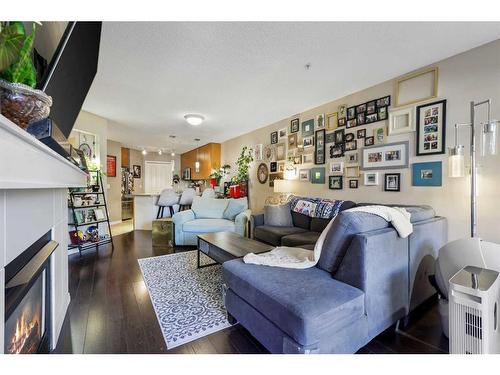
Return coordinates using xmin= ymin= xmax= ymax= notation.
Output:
xmin=138 ymin=250 xmax=231 ymax=349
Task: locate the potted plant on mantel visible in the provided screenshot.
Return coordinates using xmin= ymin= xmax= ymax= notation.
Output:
xmin=209 ymin=164 xmax=231 ymax=189
xmin=230 ymin=146 xmax=253 ymax=198
xmin=0 ymin=22 xmax=52 ymax=129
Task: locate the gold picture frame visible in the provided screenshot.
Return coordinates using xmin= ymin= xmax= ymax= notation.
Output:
xmin=326 ymin=112 xmax=338 ymax=131
xmin=395 ymin=67 xmax=438 ymax=107
xmin=345 ymin=165 xmax=360 ymax=178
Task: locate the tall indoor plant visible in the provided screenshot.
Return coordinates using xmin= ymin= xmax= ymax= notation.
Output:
xmin=230 ymin=146 xmax=253 ymax=198
xmin=0 ymin=22 xmax=52 ymax=129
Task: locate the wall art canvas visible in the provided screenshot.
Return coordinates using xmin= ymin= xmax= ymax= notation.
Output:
xmin=310 ymin=167 xmax=326 ymax=184
xmin=412 ymin=161 xmax=442 ymax=186
xmin=107 ymin=155 xmax=116 ymax=177
xmin=361 ymin=141 xmax=409 ymax=170
xmin=302 ymin=119 xmax=314 ymax=137
xmin=416 ymin=99 xmax=446 ymax=156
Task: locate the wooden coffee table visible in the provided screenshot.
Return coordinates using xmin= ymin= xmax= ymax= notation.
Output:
xmin=197 ymin=231 xmax=273 ymax=268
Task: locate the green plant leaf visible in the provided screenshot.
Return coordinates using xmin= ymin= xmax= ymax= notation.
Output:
xmin=10 ymin=23 xmax=36 ymax=86
xmin=0 ymin=23 xmax=24 ymax=71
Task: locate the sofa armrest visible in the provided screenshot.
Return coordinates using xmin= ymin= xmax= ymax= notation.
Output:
xmin=173 ymin=209 xmax=195 ymax=225
xmin=235 ymin=209 xmax=252 ymax=237
xmin=251 ymin=213 xmax=264 ymax=238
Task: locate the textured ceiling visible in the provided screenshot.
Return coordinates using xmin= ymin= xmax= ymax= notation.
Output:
xmin=82 ymin=22 xmax=500 ymax=153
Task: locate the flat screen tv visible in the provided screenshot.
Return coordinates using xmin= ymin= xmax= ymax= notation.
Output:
xmin=37 ymin=22 xmax=102 ymax=138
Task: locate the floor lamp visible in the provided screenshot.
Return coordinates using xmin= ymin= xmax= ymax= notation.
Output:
xmin=448 ymin=99 xmax=499 ymax=237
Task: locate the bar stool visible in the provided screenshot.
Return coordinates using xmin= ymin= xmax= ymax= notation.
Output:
xmin=156 ymin=188 xmax=179 ymax=218
xmin=178 ymin=188 xmax=196 ymax=211
xmin=201 ymin=188 xmax=216 ymax=198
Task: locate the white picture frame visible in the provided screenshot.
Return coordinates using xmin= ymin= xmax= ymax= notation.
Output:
xmin=329 ymin=161 xmax=344 ymax=175
xmin=278 ymin=127 xmax=288 ymax=139
xmin=361 ymin=141 xmax=409 ymax=171
xmin=253 ymin=144 xmax=263 ymax=161
xmin=302 ymin=153 xmax=314 ymax=164
xmin=364 ymin=172 xmax=379 ymax=186
xmin=388 ymin=106 xmax=415 ymax=135
xmin=345 ymin=152 xmax=358 ymax=164
xmin=299 ymin=169 xmax=310 ymax=182
xmin=276 ymin=143 xmax=286 ymax=161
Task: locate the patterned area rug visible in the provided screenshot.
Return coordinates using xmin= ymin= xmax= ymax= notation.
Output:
xmin=138 ymin=250 xmax=231 ymax=349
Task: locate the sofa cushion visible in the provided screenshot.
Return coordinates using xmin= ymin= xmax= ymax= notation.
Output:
xmin=356 ymin=203 xmax=435 ymax=223
xmin=317 ymin=211 xmax=389 ymax=274
xmin=183 ymin=218 xmax=235 ymax=233
xmin=254 ymin=225 xmax=307 ymax=246
xmin=191 ymin=197 xmax=229 ymax=219
xmin=310 ymin=218 xmax=330 ymax=233
xmin=223 ymin=259 xmax=365 ymax=346
xmin=291 ymin=211 xmax=311 ymax=230
xmin=264 ymin=204 xmax=293 ymax=227
xmin=223 ymin=198 xmax=248 ymax=220
xmin=281 ymin=231 xmax=321 ymax=247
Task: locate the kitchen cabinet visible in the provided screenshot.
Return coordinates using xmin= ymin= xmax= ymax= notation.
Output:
xmin=181 ymin=143 xmax=221 ymax=180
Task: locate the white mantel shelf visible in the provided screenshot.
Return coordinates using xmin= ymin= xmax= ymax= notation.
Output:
xmin=0 ymin=114 xmax=87 ymax=189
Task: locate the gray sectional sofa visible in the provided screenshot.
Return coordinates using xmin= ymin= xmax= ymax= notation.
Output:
xmin=222 ymin=204 xmax=447 ymax=353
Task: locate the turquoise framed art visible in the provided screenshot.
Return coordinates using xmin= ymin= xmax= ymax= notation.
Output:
xmin=412 ymin=161 xmax=442 ymax=186
xmin=310 ymin=167 xmax=325 ymax=184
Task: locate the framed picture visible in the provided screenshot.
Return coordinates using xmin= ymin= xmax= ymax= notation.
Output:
xmin=416 ymin=99 xmax=447 ymax=156
xmin=278 ymin=128 xmax=287 ymax=140
xmin=345 ymin=133 xmax=355 ymax=142
xmin=395 ymin=67 xmax=438 ymax=107
xmin=349 ymin=179 xmax=358 ymax=189
xmin=356 ymin=103 xmax=366 ymax=114
xmin=357 ymin=129 xmax=366 ymax=139
xmin=264 ymin=145 xmax=274 ymax=161
xmin=330 ymin=144 xmax=344 ymax=158
xmin=329 ymin=161 xmax=344 ymax=174
xmin=334 ymin=128 xmax=345 ymax=144
xmin=346 ymin=152 xmax=358 ymax=164
xmin=338 ymin=104 xmax=347 ymax=119
xmin=344 ymin=141 xmax=357 ymax=151
xmin=278 ymin=162 xmax=285 ymax=173
xmin=94 ymin=208 xmax=106 ymax=221
xmin=378 ymin=106 xmax=388 ymax=121
xmin=325 ymin=132 xmax=336 ymax=144
xmin=302 ymin=119 xmax=314 ymax=137
xmin=364 ymin=136 xmax=375 ymax=147
xmin=338 ymin=117 xmax=347 ymax=127
xmin=303 ymin=153 xmax=314 ymax=164
xmin=373 ymin=125 xmax=386 ymax=145
xmin=290 ymin=118 xmax=300 ymax=133
xmin=361 ymin=141 xmax=409 ymax=170
xmin=357 ymin=113 xmax=365 ymax=126
xmin=303 ymin=136 xmax=314 ymax=148
xmin=299 ymin=169 xmax=310 ymax=182
xmin=347 ymin=106 xmax=356 ymax=120
xmin=106 ymin=155 xmax=116 ymax=177
xmin=270 ymin=161 xmax=277 ymax=173
xmin=314 ymin=129 xmax=326 ymax=164
xmin=310 ymin=167 xmax=326 ymax=184
xmin=271 ymin=131 xmax=278 ymax=144
xmin=365 ymin=113 xmax=378 ymax=124
xmin=326 ymin=112 xmax=338 ymax=131
xmin=316 ymin=114 xmax=325 ymax=129
xmin=384 ymin=173 xmax=401 ymax=192
xmin=329 ymin=176 xmax=343 ymax=190
xmin=269 ymin=172 xmax=283 ymax=187
xmin=366 ymin=101 xmax=376 ymax=115
xmin=257 ymin=163 xmax=269 ymax=184
xmin=276 ymin=143 xmax=286 ymax=161
xmin=389 ymin=106 xmax=415 ymax=135
xmin=345 ymin=165 xmax=360 ymax=178
xmin=412 ymin=161 xmax=442 ymax=187
xmin=133 ymin=165 xmax=141 ymax=178
xmin=364 ymin=172 xmax=379 ymax=186
xmin=346 ymin=119 xmax=357 ymax=128
xmin=253 ymin=144 xmax=263 ymax=161
xmin=288 ymin=133 xmax=298 ymax=149
xmin=293 ymin=155 xmax=303 ymax=165
xmin=376 ymin=96 xmax=391 ymax=108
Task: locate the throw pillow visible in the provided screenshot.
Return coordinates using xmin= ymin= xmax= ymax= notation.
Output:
xmin=264 ymin=203 xmax=293 ymax=227
xmin=223 ymin=198 xmax=248 ymax=220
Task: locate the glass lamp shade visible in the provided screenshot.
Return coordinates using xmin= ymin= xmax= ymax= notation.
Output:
xmin=195 ymin=161 xmax=200 ymax=172
xmin=273 ymin=179 xmax=294 ymax=194
xmin=482 ymin=121 xmax=498 ymax=156
xmin=448 ymin=153 xmax=465 ymax=178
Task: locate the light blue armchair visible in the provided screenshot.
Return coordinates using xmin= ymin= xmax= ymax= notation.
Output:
xmin=173 ymin=197 xmax=251 ymax=246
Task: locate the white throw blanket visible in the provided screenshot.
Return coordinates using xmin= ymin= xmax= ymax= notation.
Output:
xmin=243 ymin=205 xmax=413 ymax=269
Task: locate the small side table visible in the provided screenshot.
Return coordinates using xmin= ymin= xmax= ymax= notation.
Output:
xmin=152 ymin=218 xmax=174 ymax=248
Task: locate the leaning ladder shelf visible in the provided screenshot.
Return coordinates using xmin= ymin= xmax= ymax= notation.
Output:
xmin=68 ymin=170 xmax=114 ymax=256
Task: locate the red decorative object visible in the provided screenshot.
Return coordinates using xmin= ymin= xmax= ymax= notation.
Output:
xmin=209 ymin=178 xmax=218 ymax=189
xmin=239 ymin=181 xmax=248 ymax=197
xmin=107 ymin=155 xmax=116 ymax=177
xmin=229 ymin=184 xmax=241 ymax=198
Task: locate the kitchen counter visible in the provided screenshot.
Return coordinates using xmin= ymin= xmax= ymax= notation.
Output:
xmin=132 ymin=194 xmax=160 ymax=230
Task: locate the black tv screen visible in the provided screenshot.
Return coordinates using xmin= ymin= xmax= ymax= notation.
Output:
xmin=38 ymin=22 xmax=102 ymax=138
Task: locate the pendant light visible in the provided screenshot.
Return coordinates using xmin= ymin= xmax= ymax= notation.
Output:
xmin=194 ymin=138 xmax=200 ymax=173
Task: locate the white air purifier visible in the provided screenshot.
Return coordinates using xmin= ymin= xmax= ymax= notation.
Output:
xmin=449 ymin=266 xmax=500 ymax=354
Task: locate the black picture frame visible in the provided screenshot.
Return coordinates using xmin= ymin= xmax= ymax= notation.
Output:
xmin=357 ymin=129 xmax=366 ymax=138
xmin=364 ymin=136 xmax=375 ymax=147
xmin=330 ymin=144 xmax=344 ymax=158
xmin=376 ymin=95 xmax=391 ymax=107
xmin=329 ymin=176 xmax=343 ymax=190
xmin=347 ymin=106 xmax=356 ymax=120
xmin=346 ymin=118 xmax=357 ymax=128
xmin=384 ymin=173 xmax=401 ymax=192
xmin=344 ymin=140 xmax=357 ymax=151
xmin=356 ymin=113 xmax=365 ymax=126
xmin=314 ymin=129 xmax=326 ymax=165
xmin=338 ymin=117 xmax=347 ymax=127
xmin=345 ymin=133 xmax=355 ymax=142
xmin=290 ymin=118 xmax=300 ymax=133
xmin=349 ymin=179 xmax=358 ymax=189
xmin=271 ymin=131 xmax=278 ymax=144
xmin=416 ymin=99 xmax=447 ymax=156
xmin=132 ymin=165 xmax=141 ymax=178
xmin=325 ymin=132 xmax=336 ymax=144
xmin=270 ymin=161 xmax=277 ymax=172
xmin=366 ymin=101 xmax=376 ymax=115
xmin=334 ymin=128 xmax=345 ymax=144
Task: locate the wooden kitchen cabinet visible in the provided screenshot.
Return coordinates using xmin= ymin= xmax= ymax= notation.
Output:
xmin=181 ymin=143 xmax=221 ymax=180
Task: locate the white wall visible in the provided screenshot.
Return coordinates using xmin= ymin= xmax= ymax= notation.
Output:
xmin=222 ymin=39 xmax=500 ymax=243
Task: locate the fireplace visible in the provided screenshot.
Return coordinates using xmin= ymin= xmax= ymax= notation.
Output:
xmin=4 ymin=231 xmax=57 ymax=354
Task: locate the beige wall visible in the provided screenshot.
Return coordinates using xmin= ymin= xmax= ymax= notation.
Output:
xmin=222 ymin=39 xmax=500 ymax=243
xmin=106 ymin=140 xmax=122 ymax=222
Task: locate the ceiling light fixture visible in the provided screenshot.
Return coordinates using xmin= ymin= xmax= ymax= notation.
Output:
xmin=171 ymin=151 xmax=175 ymax=157
xmin=142 ymin=149 xmax=147 ymax=155
xmin=158 ymin=149 xmax=162 ymax=155
xmin=194 ymin=138 xmax=201 ymax=172
xmin=184 ymin=114 xmax=205 ymax=126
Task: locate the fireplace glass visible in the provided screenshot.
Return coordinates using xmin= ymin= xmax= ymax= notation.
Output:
xmin=4 ymin=272 xmax=45 ymax=354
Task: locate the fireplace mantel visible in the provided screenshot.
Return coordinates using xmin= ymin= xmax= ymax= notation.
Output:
xmin=0 ymin=114 xmax=87 ymax=189
xmin=0 ymin=114 xmax=87 ymax=353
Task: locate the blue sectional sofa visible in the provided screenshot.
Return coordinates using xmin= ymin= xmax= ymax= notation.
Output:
xmin=222 ymin=205 xmax=447 ymax=353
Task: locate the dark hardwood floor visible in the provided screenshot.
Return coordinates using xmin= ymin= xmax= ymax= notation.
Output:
xmin=54 ymin=230 xmax=448 ymax=354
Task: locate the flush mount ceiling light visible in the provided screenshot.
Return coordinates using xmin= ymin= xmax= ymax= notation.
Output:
xmin=184 ymin=114 xmax=205 ymax=126
xmin=158 ymin=149 xmax=162 ymax=155
xmin=142 ymin=149 xmax=147 ymax=155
